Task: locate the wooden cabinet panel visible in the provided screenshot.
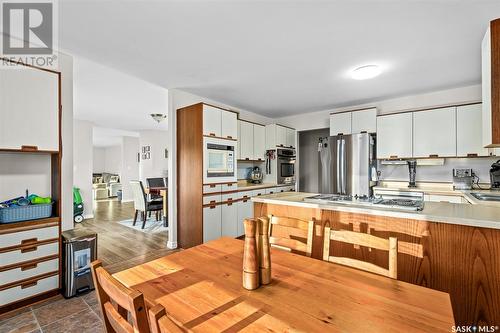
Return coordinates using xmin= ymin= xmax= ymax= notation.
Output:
xmin=253 ymin=124 xmax=266 ymax=161
xmin=352 ymin=109 xmax=377 ymax=134
xmin=376 ymin=113 xmax=413 ymax=159
xmin=221 ymin=111 xmax=237 ymax=140
xmin=203 ymin=205 xmax=221 ymax=242
xmin=202 ymin=105 xmax=222 ymax=137
xmin=0 ymin=67 xmax=58 ymax=151
xmin=330 ymin=112 xmax=351 ymax=136
xmin=413 ymin=107 xmax=456 ymax=157
xmin=457 ymin=104 xmax=489 ymax=157
xmin=238 ymin=121 xmax=254 ymax=160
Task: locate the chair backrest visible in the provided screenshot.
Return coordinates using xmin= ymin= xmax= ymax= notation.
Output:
xmin=267 ymin=215 xmax=314 ymax=257
xmin=147 ymin=177 xmax=166 ymax=188
xmin=130 ymin=180 xmax=146 ymax=211
xmin=149 ymin=304 xmax=184 ymax=333
xmin=323 ymin=227 xmax=398 ymax=279
xmin=90 ymin=260 xmax=150 ymax=333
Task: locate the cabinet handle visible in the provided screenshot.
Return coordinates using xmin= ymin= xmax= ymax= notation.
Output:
xmin=209 ymin=184 xmax=216 ymax=188
xmin=21 ymin=263 xmax=38 ymax=271
xmin=209 ymin=205 xmax=216 ymax=209
xmin=21 ymin=145 xmax=38 ymax=151
xmin=429 ymin=154 xmax=439 ymax=158
xmin=20 ymin=238 xmax=38 ymax=253
xmin=227 ymin=183 xmax=233 ymax=187
xmin=209 ymin=133 xmax=216 ymax=137
xmin=257 ymin=193 xmax=261 ymax=196
xmin=243 ymin=199 xmax=248 ymax=203
xmin=245 ymin=158 xmax=249 ymax=160
xmin=209 ymin=200 xmax=216 ymax=204
xmin=227 ymin=136 xmax=233 ymax=139
xmin=337 ymin=133 xmax=344 ymax=136
xmin=389 ymin=155 xmax=398 ymax=159
xmin=258 ymin=158 xmax=262 ymax=161
xmin=21 ymin=281 xmax=37 ymax=289
xmin=227 ymin=202 xmax=233 ymax=206
xmin=467 ymin=153 xmax=478 ymax=157
xmin=21 ymin=246 xmax=38 ymax=253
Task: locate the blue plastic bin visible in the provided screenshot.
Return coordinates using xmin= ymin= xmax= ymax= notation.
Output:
xmin=0 ymin=202 xmax=53 ymax=223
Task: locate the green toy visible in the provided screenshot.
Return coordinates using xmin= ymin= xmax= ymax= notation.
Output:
xmin=73 ymin=187 xmax=84 ymax=223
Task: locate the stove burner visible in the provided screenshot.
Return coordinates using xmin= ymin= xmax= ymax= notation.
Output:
xmin=379 ymin=199 xmax=418 ymax=207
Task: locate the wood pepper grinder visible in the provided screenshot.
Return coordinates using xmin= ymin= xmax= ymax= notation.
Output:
xmin=243 ymin=218 xmax=259 ymax=290
xmin=258 ymin=217 xmax=272 ymax=285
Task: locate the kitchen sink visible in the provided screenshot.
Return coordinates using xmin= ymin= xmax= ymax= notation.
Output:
xmin=470 ymin=192 xmax=500 ymax=202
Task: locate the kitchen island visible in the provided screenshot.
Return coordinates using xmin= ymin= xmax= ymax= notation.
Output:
xmin=253 ymin=192 xmax=500 ymax=327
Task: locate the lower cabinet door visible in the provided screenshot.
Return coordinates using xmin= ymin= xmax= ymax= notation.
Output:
xmin=237 ymin=199 xmax=254 ymax=236
xmin=0 ymin=274 xmax=59 ymax=306
xmin=203 ymin=205 xmax=222 ymax=243
xmin=221 ymin=202 xmax=238 ymax=238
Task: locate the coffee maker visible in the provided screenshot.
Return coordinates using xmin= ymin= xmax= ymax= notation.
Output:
xmin=407 ymin=160 xmax=417 ymax=188
xmin=490 ymin=160 xmax=500 ymax=190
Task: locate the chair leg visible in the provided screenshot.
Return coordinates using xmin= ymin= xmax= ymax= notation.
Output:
xmin=133 ymin=210 xmax=138 ymax=226
xmin=142 ymin=210 xmax=147 ymax=229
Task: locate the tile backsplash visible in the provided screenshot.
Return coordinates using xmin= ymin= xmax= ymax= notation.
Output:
xmin=237 ymin=161 xmax=265 ymax=180
xmin=377 ymin=157 xmax=498 ymax=183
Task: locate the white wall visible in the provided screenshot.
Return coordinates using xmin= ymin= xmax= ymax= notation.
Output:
xmin=139 ymin=130 xmax=169 ymax=182
xmin=276 ymin=85 xmax=481 ymax=131
xmin=93 ymin=147 xmax=105 ymax=173
xmin=73 ymin=120 xmax=94 ymax=218
xmin=104 ymin=146 xmax=122 ymax=175
xmin=120 ymin=136 xmax=140 ymax=202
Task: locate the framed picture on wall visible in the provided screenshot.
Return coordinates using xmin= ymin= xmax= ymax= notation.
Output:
xmin=165 ymin=149 xmax=168 ymax=159
xmin=145 ymin=152 xmax=150 ymax=159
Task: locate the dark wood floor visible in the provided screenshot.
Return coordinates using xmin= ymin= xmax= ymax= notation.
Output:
xmin=75 ymin=199 xmax=177 ymax=273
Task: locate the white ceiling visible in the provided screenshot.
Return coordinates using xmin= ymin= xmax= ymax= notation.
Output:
xmin=61 ymin=0 xmax=500 ymax=118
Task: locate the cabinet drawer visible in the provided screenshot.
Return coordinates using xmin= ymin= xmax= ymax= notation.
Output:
xmin=252 ymin=189 xmax=266 ymax=197
xmin=0 ymin=242 xmax=59 ymax=266
xmin=265 ymin=187 xmax=278 ymax=194
xmin=0 ymin=226 xmax=58 ymax=249
xmin=221 ymin=193 xmax=238 ymax=202
xmin=239 ymin=191 xmax=252 ymax=201
xmin=203 ymin=194 xmax=222 ymax=205
xmin=203 ymin=184 xmax=221 ymax=194
xmin=0 ymin=257 xmax=58 ymax=286
xmin=0 ymin=274 xmax=58 ymax=306
xmin=221 ymin=183 xmax=237 ymax=192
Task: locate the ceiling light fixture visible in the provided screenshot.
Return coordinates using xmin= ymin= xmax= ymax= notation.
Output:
xmin=150 ymin=113 xmax=167 ymax=123
xmin=351 ymin=65 xmax=382 ymax=80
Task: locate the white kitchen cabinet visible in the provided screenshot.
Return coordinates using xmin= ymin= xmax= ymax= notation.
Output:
xmin=413 ymin=107 xmax=456 ymax=158
xmin=265 ymin=187 xmax=278 ymax=194
xmin=285 ymin=128 xmax=296 ymax=148
xmin=221 ymin=111 xmax=238 ymax=140
xmin=237 ymin=198 xmax=253 ymax=236
xmin=239 ymin=121 xmax=254 ymax=160
xmin=203 ymin=105 xmax=222 ymax=137
xmin=266 ymin=124 xmax=296 ymax=149
xmin=254 ymin=124 xmax=266 ymax=160
xmin=457 ymin=104 xmax=489 ymax=157
xmin=0 ymin=67 xmax=59 ymax=151
xmin=376 ymin=113 xmax=413 ymax=159
xmin=203 ymin=204 xmax=222 ymax=242
xmin=330 ymin=112 xmax=351 ymax=136
xmin=276 ymin=125 xmax=287 ymax=147
xmin=221 ymin=201 xmax=238 ymax=238
xmin=352 ymin=108 xmax=377 ymax=134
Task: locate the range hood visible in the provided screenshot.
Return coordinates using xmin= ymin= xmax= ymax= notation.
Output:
xmin=482 ymin=18 xmax=500 ymax=148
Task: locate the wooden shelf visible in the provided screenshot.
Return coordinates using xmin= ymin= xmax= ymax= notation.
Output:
xmin=0 ymin=148 xmax=59 ymax=155
xmin=0 ymin=217 xmax=60 ymax=234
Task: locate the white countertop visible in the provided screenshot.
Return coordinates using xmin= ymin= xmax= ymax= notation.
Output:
xmin=252 ymin=192 xmax=500 ymax=230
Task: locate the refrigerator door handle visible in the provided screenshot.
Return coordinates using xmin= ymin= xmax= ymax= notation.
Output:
xmin=342 ymin=139 xmax=347 ymax=194
xmin=336 ymin=139 xmax=341 ymax=194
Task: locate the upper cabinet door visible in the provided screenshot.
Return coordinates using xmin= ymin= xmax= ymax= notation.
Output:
xmin=457 ymin=104 xmax=489 ymax=157
xmin=276 ymin=125 xmax=287 ymax=147
xmin=352 ymin=108 xmax=377 ymax=134
xmin=413 ymin=107 xmax=456 ymax=158
xmin=253 ymin=124 xmax=266 ymax=161
xmin=330 ymin=112 xmax=351 ymax=136
xmin=239 ymin=121 xmax=254 ymax=160
xmin=203 ymin=105 xmax=222 ymax=137
xmin=376 ymin=113 xmax=413 ymax=159
xmin=221 ymin=111 xmax=237 ymax=140
xmin=0 ymin=67 xmax=58 ymax=151
xmin=285 ymin=128 xmax=295 ymax=148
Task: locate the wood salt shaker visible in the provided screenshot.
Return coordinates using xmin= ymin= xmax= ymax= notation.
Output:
xmin=243 ymin=218 xmax=260 ymax=290
xmin=258 ymin=217 xmax=272 ymax=285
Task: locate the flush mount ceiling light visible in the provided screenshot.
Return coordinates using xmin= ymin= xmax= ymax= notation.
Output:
xmin=351 ymin=65 xmax=382 ymax=80
xmin=150 ymin=113 xmax=167 ymax=123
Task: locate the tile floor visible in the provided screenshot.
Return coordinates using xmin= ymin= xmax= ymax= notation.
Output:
xmin=0 ymin=291 xmax=103 ymax=333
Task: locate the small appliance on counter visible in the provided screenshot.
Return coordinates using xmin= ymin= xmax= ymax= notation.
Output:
xmin=247 ymin=166 xmax=263 ymax=184
xmin=62 ymin=230 xmax=97 ymax=298
xmin=490 ymin=160 xmax=500 ymax=190
xmin=407 ymin=160 xmax=417 ymax=188
xmin=453 ymin=168 xmax=474 ymax=190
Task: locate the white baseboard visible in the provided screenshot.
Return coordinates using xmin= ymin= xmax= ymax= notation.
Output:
xmin=167 ymin=241 xmax=178 ymax=249
xmin=121 ymin=199 xmax=134 ymax=203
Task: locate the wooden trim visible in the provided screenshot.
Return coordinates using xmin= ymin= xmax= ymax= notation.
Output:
xmin=0 ymin=289 xmax=60 ymax=315
xmin=0 ymin=218 xmax=59 ymax=235
xmin=0 ymin=57 xmax=61 ymax=75
xmin=0 ymin=254 xmax=59 ymax=272
xmin=491 ymin=19 xmax=500 ymax=145
xmin=237 ymin=118 xmax=266 ymax=127
xmin=0 ymin=238 xmax=59 ymax=254
xmin=376 ymin=101 xmax=482 ymax=117
xmin=0 ymin=270 xmax=59 ymax=291
xmin=275 ymin=124 xmax=296 ymax=130
xmin=202 ymin=181 xmax=237 ymax=186
xmin=329 ymin=107 xmax=377 ymax=115
xmin=0 ymin=148 xmax=59 ymax=154
xmin=202 ymin=134 xmax=237 ymax=141
xmin=237 ymin=158 xmax=265 ymax=162
xmin=202 ymin=102 xmax=239 ymax=115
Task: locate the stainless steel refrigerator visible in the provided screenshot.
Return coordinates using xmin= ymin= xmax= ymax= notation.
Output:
xmin=318 ymin=133 xmax=377 ymax=196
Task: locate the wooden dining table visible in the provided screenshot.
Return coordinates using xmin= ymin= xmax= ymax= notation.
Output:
xmin=145 ymin=186 xmax=167 ymax=226
xmin=113 ymin=237 xmax=455 ymax=332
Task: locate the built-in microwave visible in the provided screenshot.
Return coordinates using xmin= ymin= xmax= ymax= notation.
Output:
xmin=203 ymin=137 xmax=237 ymax=184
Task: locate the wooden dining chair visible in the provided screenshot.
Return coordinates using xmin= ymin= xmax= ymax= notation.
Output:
xmin=149 ymin=304 xmax=185 ymax=333
xmin=90 ymin=260 xmax=150 ymax=333
xmin=267 ymin=215 xmax=314 ymax=257
xmin=323 ymin=226 xmax=398 ymax=279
